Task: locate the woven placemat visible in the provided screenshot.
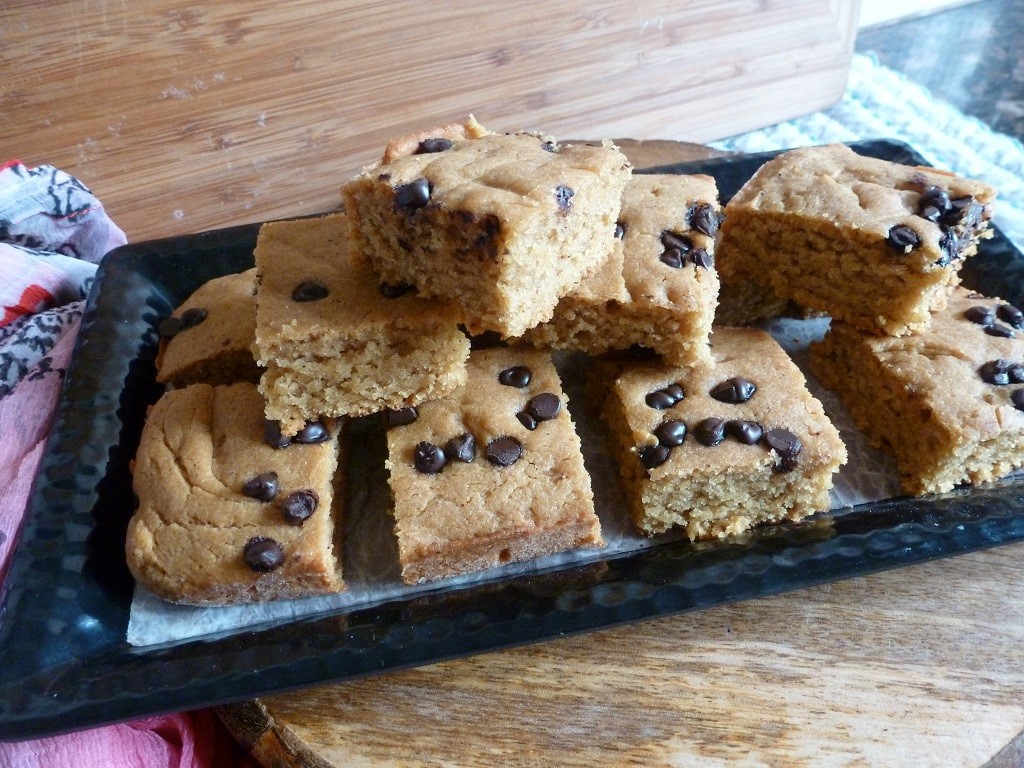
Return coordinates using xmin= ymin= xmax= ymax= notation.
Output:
xmin=713 ymin=53 xmax=1024 ymax=249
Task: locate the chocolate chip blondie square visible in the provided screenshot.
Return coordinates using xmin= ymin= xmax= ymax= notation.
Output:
xmin=715 ymin=144 xmax=995 ymax=334
xmin=342 ymin=130 xmax=632 ymax=338
xmin=523 ymin=174 xmax=720 ymax=366
xmin=126 ymin=382 xmax=345 ymax=604
xmin=595 ymin=328 xmax=846 ymax=540
xmin=253 ymin=213 xmax=469 ymax=437
xmin=155 ymin=268 xmax=261 ymax=387
xmin=810 ymin=287 xmax=1024 ymax=495
xmin=385 ymin=348 xmax=603 ymax=584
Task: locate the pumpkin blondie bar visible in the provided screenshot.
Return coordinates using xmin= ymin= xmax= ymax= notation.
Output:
xmin=523 ymin=173 xmax=720 ymax=365
xmin=342 ymin=130 xmax=631 ymax=338
xmin=385 ymin=348 xmax=603 ymax=583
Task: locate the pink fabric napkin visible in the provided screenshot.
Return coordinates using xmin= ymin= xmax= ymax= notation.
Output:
xmin=0 ymin=161 xmax=256 ymax=766
xmin=0 ymin=712 xmax=255 ymax=768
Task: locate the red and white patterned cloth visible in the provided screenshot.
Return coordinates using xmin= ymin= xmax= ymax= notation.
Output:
xmin=0 ymin=161 xmax=254 ymax=767
xmin=0 ymin=160 xmax=125 ymax=584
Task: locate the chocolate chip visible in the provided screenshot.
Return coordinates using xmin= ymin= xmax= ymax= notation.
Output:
xmin=645 ymin=390 xmax=674 ymax=410
xmin=416 ymin=137 xmax=453 ymax=154
xmin=997 ymin=303 xmax=1024 ymax=329
xmin=444 ymin=432 xmax=476 ymax=463
xmin=654 ymin=419 xmax=686 ymax=447
xmin=645 ymin=383 xmax=684 ymax=410
xmin=1013 ymin=389 xmax=1024 ymax=411
xmin=379 ymin=282 xmax=415 ymax=299
xmin=887 ymin=225 xmax=920 ymax=253
xmin=280 ymin=489 xmax=319 ymax=526
xmin=158 ymin=316 xmax=184 ymax=338
xmin=413 ymin=441 xmax=446 ymax=474
xmin=979 ymin=359 xmax=1024 ymax=385
xmin=294 ymin=420 xmax=330 ymax=444
xmin=917 ymin=185 xmax=951 ymax=222
xmin=614 ymin=222 xmax=626 ymax=239
xmin=694 ymin=417 xmax=726 ymax=446
xmin=387 ymin=406 xmax=419 ymax=428
xmin=937 ymin=228 xmax=965 ymax=266
xmin=244 ymin=537 xmax=283 ymax=573
xmin=526 ymin=392 xmax=561 ymax=422
xmin=763 ymin=428 xmax=802 ymax=472
xmin=643 ymin=393 xmax=675 ymax=411
xmin=964 ymin=305 xmax=995 ymax=326
xmin=638 ymin=443 xmax=671 ymax=469
xmin=661 ymin=231 xmax=693 ymax=254
xmin=659 ymin=231 xmax=695 ymax=269
xmin=242 ymin=472 xmax=279 ymax=502
xmin=660 ymin=248 xmax=686 ymax=269
xmin=947 ymin=196 xmax=983 ymax=228
xmin=980 ymin=360 xmax=1010 ymax=385
xmin=726 ymin=420 xmax=763 ymax=445
xmin=554 ymin=185 xmax=574 ymax=212
xmin=498 ymin=365 xmax=531 ymax=388
xmin=986 ymin=323 xmax=1017 ymax=339
xmin=691 ymin=248 xmax=714 ymax=269
xmin=292 ymin=281 xmax=329 ymax=302
xmin=486 ymin=436 xmax=523 ymax=467
xmin=710 ymin=377 xmax=756 ymax=404
xmin=689 ymin=202 xmax=722 ymax=236
xmin=517 ymin=411 xmax=538 ymax=430
xmin=263 ymin=420 xmax=292 ymax=449
xmin=395 ymin=178 xmax=431 ymax=213
xmin=179 ymin=307 xmax=207 ymax=329
xmin=540 ymin=139 xmax=557 ymax=153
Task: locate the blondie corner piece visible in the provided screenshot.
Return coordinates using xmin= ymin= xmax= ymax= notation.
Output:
xmin=716 ymin=144 xmax=996 ymax=335
xmin=597 ymin=328 xmax=846 ymax=540
xmin=341 ymin=131 xmax=632 ymax=338
xmin=126 ymin=383 xmax=345 ymax=605
xmin=385 ymin=348 xmax=603 ymax=584
xmin=523 ymin=174 xmax=720 ymax=366
xmin=253 ymin=213 xmax=470 ymax=436
xmin=810 ymin=287 xmax=1024 ymax=495
xmin=155 ymin=268 xmax=261 ymax=387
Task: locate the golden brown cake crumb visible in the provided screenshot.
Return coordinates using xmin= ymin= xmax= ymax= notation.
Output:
xmin=594 ymin=328 xmax=846 ymax=539
xmin=156 ymin=268 xmax=261 ymax=387
xmin=523 ymin=174 xmax=720 ymax=366
xmin=716 ymin=144 xmax=996 ymax=334
xmin=253 ymin=213 xmax=470 ymax=436
xmin=385 ymin=348 xmax=603 ymax=584
xmin=126 ymin=383 xmax=345 ymax=604
xmin=380 ymin=115 xmax=492 ymax=164
xmin=810 ymin=287 xmax=1024 ymax=495
xmin=342 ymin=131 xmax=632 ymax=338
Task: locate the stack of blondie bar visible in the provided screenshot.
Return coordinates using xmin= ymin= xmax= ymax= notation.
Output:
xmin=125 ymin=122 xmax=1012 ymax=608
xmin=715 ymin=144 xmax=1022 ymax=497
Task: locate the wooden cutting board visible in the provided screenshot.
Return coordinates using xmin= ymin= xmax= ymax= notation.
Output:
xmin=216 ymin=142 xmax=1024 ymax=768
xmin=219 ymin=546 xmax=1024 ymax=768
xmin=0 ymin=0 xmax=858 ymax=243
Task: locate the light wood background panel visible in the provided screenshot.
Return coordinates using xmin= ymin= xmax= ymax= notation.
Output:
xmin=0 ymin=0 xmax=858 ymax=242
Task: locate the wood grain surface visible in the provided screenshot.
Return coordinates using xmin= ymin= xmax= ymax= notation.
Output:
xmin=214 ymin=141 xmax=1024 ymax=768
xmin=0 ymin=0 xmax=858 ymax=242
xmin=219 ymin=545 xmax=1024 ymax=768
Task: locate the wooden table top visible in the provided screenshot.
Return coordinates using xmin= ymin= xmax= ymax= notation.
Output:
xmin=219 ymin=544 xmax=1024 ymax=767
